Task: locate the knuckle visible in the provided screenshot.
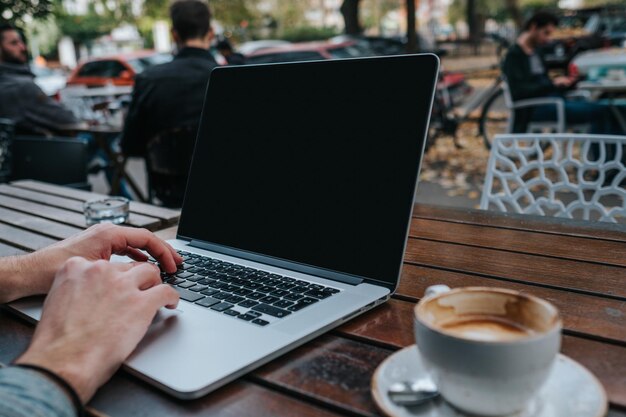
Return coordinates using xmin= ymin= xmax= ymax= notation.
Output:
xmin=60 ymin=256 xmax=85 ymax=274
xmin=88 ymin=259 xmax=110 ymax=275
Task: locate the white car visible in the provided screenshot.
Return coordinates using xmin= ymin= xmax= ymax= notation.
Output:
xmin=570 ymin=46 xmax=626 ymax=81
xmin=31 ymin=65 xmax=67 ymax=97
xmin=236 ymin=40 xmax=291 ymax=55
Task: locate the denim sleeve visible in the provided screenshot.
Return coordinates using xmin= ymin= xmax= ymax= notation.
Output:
xmin=0 ymin=366 xmax=76 ymax=417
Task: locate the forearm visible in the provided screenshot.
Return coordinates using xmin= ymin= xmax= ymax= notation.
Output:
xmin=0 ymin=366 xmax=76 ymax=417
xmin=0 ymin=254 xmax=52 ymax=303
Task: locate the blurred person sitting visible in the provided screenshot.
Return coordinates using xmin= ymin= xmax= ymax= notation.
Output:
xmin=0 ymin=24 xmax=85 ymax=135
xmin=121 ymin=0 xmax=218 ymax=208
xmin=216 ymin=39 xmax=246 ymax=65
xmin=501 ymin=12 xmax=616 ymax=134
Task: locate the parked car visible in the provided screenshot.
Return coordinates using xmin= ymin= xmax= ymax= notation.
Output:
xmin=237 ymin=40 xmax=292 ymax=55
xmin=593 ymin=5 xmax=626 ymax=46
xmin=31 ymin=64 xmax=66 ymax=97
xmin=244 ymin=41 xmax=365 ymax=64
xmin=330 ymin=35 xmax=401 ymax=56
xmin=245 ymin=40 xmax=472 ymax=106
xmin=541 ymin=6 xmax=626 ymax=69
xmin=570 ymin=45 xmax=626 ymax=82
xmin=330 ymin=34 xmax=444 ymax=57
xmin=66 ymin=51 xmax=172 ymax=87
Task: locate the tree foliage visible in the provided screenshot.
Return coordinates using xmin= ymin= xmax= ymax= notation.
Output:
xmin=0 ymin=0 xmax=55 ymax=27
xmin=55 ymin=5 xmax=116 ymax=44
xmin=449 ymin=0 xmax=559 ymax=26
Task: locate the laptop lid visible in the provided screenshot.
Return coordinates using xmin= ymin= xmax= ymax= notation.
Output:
xmin=178 ymin=54 xmax=439 ymax=291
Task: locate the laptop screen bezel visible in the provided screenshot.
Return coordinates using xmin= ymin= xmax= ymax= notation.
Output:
xmin=176 ymin=54 xmax=440 ymax=292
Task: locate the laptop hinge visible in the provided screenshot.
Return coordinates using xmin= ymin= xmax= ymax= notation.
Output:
xmin=189 ymin=239 xmax=363 ymax=286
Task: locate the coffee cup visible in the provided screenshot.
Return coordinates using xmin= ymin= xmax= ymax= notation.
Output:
xmin=413 ymin=285 xmax=561 ymax=416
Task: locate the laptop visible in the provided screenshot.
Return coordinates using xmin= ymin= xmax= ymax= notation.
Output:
xmin=8 ymin=54 xmax=439 ymax=399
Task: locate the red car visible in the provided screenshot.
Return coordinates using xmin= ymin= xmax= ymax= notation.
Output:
xmin=245 ymin=41 xmax=369 ymax=64
xmin=66 ymin=51 xmax=172 ymax=87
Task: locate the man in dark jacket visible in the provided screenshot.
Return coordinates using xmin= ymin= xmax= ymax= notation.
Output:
xmin=0 ymin=24 xmax=84 ymax=134
xmin=501 ymin=12 xmax=611 ymax=134
xmin=120 ymin=0 xmax=218 ymax=207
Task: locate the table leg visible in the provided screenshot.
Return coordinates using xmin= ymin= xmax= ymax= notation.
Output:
xmin=609 ymin=99 xmax=626 ymax=133
xmin=112 ymin=156 xmax=148 ymax=202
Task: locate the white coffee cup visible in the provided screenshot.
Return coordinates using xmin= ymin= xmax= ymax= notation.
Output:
xmin=414 ymin=285 xmax=562 ymax=416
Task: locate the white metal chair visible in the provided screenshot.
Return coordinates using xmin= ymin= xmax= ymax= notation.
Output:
xmin=502 ymin=80 xmax=591 ymax=135
xmin=480 ymin=133 xmax=626 ymax=223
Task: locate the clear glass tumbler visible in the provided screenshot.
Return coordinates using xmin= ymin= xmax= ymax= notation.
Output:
xmin=84 ymin=197 xmax=129 ymax=225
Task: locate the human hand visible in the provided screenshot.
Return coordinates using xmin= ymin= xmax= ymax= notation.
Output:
xmin=15 ymin=224 xmax=182 ymax=300
xmin=553 ymin=76 xmax=573 ymax=87
xmin=15 ymin=257 xmax=179 ymax=403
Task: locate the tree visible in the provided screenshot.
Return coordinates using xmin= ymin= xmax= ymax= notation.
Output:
xmin=449 ymin=0 xmax=558 ymax=37
xmin=406 ymin=0 xmax=417 ymax=52
xmin=504 ymin=0 xmax=523 ymax=30
xmin=467 ymin=0 xmax=477 ymax=43
xmin=0 ymin=0 xmax=54 ymax=27
xmin=340 ymin=0 xmax=362 ymax=35
xmin=210 ymin=0 xmax=258 ymax=29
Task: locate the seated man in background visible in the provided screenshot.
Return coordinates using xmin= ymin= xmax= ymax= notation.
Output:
xmin=121 ymin=0 xmax=219 ymax=208
xmin=216 ymin=39 xmax=246 ymax=65
xmin=0 ymin=24 xmax=85 ymax=135
xmin=0 ymin=224 xmax=181 ymax=417
xmin=501 ymin=12 xmax=614 ymax=134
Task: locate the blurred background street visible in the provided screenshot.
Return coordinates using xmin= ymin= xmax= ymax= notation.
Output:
xmin=3 ymin=0 xmax=626 ymax=209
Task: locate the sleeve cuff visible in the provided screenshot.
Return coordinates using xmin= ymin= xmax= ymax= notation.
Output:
xmin=0 ymin=366 xmax=76 ymax=417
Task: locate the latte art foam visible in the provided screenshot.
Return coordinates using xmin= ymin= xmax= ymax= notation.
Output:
xmin=439 ymin=316 xmax=535 ymax=342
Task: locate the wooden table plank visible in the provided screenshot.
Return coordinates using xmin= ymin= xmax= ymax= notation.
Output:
xmin=0 ymin=242 xmax=26 ymax=257
xmin=562 ymin=336 xmax=626 ymax=408
xmin=0 ymin=194 xmax=160 ymax=231
xmin=336 ymin=299 xmax=626 ymax=408
xmin=396 ymin=264 xmax=626 ymax=345
xmin=91 ymin=378 xmax=346 ymax=417
xmin=413 ymin=204 xmax=626 ymax=242
xmin=0 ymin=222 xmax=58 ymax=251
xmin=0 ymin=206 xmax=81 ymax=240
xmin=252 ymin=335 xmax=389 ymax=417
xmin=405 ymin=238 xmax=626 ymax=299
xmin=0 ymin=185 xmax=160 ymax=230
xmin=410 ymin=218 xmax=626 ymax=267
xmin=0 ymin=194 xmax=92 ymax=228
xmin=12 ymin=180 xmax=180 ymax=224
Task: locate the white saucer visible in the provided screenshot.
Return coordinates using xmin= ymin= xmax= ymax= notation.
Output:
xmin=371 ymin=345 xmax=607 ymax=417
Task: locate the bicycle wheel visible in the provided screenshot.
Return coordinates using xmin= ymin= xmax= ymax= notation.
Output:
xmin=479 ymin=88 xmax=510 ymax=149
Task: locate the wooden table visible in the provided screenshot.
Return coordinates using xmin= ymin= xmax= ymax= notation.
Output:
xmin=578 ymin=80 xmax=626 ymax=133
xmin=0 ymin=180 xmax=624 ymax=417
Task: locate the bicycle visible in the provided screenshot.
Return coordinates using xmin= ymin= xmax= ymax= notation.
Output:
xmin=426 ymin=71 xmax=507 ymax=151
xmin=426 ymin=35 xmax=511 ymax=151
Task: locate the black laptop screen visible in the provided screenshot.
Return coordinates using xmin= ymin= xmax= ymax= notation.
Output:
xmin=178 ymin=55 xmax=438 ymax=286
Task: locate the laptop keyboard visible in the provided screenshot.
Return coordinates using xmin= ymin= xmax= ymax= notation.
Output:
xmin=149 ymin=250 xmax=340 ymax=327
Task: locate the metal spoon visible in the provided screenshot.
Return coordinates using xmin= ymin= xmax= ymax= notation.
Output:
xmin=387 ymin=378 xmax=440 ymax=406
